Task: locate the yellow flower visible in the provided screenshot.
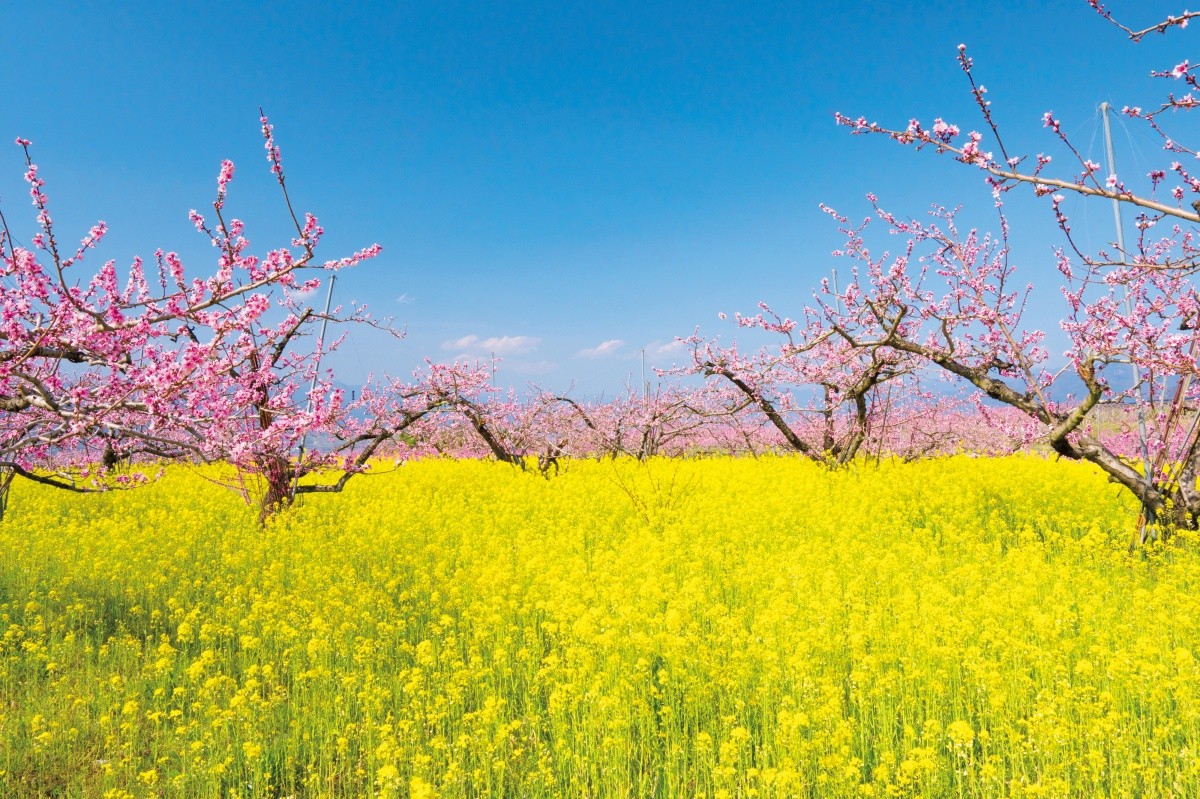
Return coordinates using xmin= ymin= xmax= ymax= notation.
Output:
xmin=947 ymin=720 xmax=975 ymax=751
xmin=410 ymin=776 xmax=437 ymax=799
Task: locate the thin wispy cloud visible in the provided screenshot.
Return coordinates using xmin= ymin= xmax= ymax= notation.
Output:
xmin=508 ymin=359 xmax=558 ymax=375
xmin=441 ymin=334 xmax=541 ymax=355
xmin=574 ymin=339 xmax=624 ymax=358
xmin=286 ymin=284 xmax=320 ymax=302
xmin=654 ymin=339 xmax=685 ymax=355
xmin=396 ymin=293 xmax=415 ymax=304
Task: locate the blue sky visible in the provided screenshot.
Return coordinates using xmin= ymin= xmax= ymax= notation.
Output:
xmin=1 ymin=1 xmax=1192 ymax=396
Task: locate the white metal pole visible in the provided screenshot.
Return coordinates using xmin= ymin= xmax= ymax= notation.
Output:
xmin=293 ymin=274 xmax=336 ymax=499
xmin=641 ymin=348 xmax=647 ymax=407
xmin=1101 ymin=102 xmax=1155 ymax=539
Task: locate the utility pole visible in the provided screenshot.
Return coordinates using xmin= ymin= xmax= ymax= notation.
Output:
xmin=641 ymin=348 xmax=648 ymax=408
xmin=293 ymin=274 xmax=336 ymax=499
xmin=1102 ymin=101 xmax=1155 ymax=541
xmin=310 ymin=274 xmax=337 ymax=399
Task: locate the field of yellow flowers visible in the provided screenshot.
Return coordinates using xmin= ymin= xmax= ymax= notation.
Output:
xmin=1 ymin=455 xmax=1198 ymax=798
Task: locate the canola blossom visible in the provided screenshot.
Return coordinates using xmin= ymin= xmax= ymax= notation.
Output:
xmin=2 ymin=456 xmax=1199 ymax=798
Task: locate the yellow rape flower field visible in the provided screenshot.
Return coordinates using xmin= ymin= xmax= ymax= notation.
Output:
xmin=2 ymin=456 xmax=1200 ymax=798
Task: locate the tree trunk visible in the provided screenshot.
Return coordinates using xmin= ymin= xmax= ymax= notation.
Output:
xmin=821 ymin=385 xmax=836 ymax=452
xmin=833 ymin=392 xmax=870 ymax=465
xmin=258 ymin=455 xmax=295 ymax=524
xmin=0 ymin=467 xmax=13 ymax=522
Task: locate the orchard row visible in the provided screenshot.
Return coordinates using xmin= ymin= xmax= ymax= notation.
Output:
xmin=0 ymin=6 xmax=1198 ymax=532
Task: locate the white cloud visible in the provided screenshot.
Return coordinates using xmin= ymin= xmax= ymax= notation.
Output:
xmin=286 ymin=285 xmax=319 ymax=301
xmin=396 ymin=292 xmax=415 ymax=304
xmin=653 ymin=339 xmax=685 ymax=355
xmin=508 ymin=359 xmax=558 ymax=375
xmin=574 ymin=339 xmax=624 ymax=358
xmin=441 ymin=334 xmax=540 ymax=355
xmin=443 ymin=334 xmax=480 ymax=350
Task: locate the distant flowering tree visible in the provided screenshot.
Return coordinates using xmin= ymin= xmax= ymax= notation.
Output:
xmin=884 ymin=397 xmax=1047 ymax=460
xmin=673 ymin=306 xmax=916 ymax=466
xmin=403 ymin=383 xmax=770 ymax=465
xmin=548 ymin=385 xmax=748 ymax=461
xmin=360 ymin=361 xmax=578 ymax=470
xmin=420 ymin=360 xmax=530 ymax=466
